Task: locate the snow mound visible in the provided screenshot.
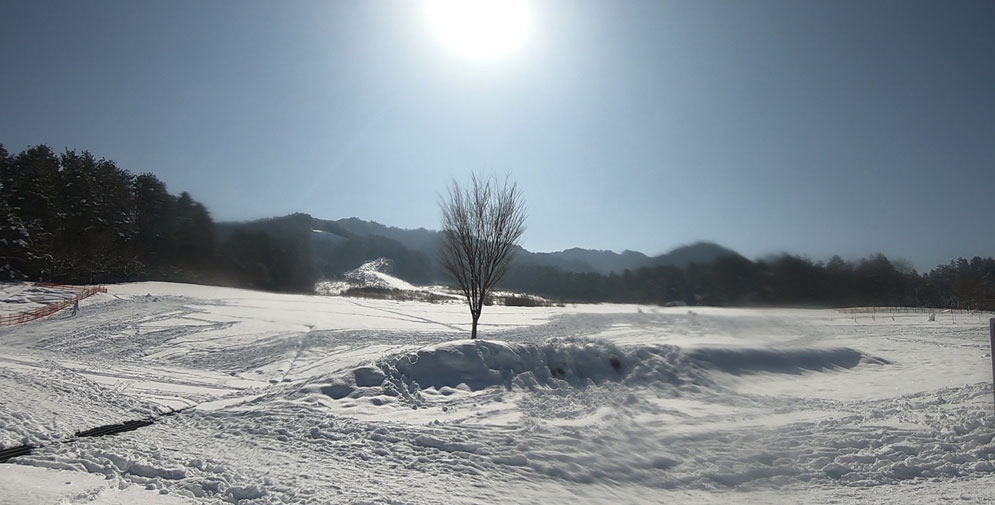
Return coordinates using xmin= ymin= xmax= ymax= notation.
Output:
xmin=314 ymin=258 xmax=418 ymax=295
xmin=302 ymin=339 xmax=889 ymax=402
xmin=375 ymin=338 xmax=706 ymax=392
xmin=343 ymin=258 xmax=416 ymax=291
xmin=301 ymin=339 xmax=702 ymax=402
xmin=313 ymin=258 xmax=420 ymax=295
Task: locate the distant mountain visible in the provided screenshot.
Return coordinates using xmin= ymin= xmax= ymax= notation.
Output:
xmin=217 ymin=214 xmax=436 ymax=288
xmin=324 ymin=218 xmax=741 ymax=275
xmin=515 ymin=242 xmax=741 ymax=275
xmin=333 ymin=217 xmax=443 ymax=257
xmin=218 ymin=214 xmax=743 ymax=286
xmin=651 ymin=241 xmax=742 ymax=268
xmin=520 ymin=248 xmax=650 ymax=275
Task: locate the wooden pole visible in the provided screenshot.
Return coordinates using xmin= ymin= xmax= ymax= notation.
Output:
xmin=990 ymin=318 xmax=995 ymax=411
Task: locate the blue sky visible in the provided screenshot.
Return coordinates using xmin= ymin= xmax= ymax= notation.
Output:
xmin=2 ymin=0 xmax=992 ymax=270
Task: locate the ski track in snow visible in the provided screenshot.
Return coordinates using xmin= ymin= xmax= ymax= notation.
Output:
xmin=1 ymin=281 xmax=995 ymax=504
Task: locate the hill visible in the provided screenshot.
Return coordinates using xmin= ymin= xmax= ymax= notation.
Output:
xmin=652 ymin=241 xmax=742 ymax=268
xmin=217 ymin=214 xmax=743 ymax=293
xmin=319 ymin=217 xmax=740 ymax=276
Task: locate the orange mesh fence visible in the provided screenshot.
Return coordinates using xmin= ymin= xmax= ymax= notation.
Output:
xmin=0 ymin=283 xmax=107 ymax=327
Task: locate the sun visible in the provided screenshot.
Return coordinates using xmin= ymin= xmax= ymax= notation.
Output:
xmin=423 ymin=0 xmax=533 ymax=60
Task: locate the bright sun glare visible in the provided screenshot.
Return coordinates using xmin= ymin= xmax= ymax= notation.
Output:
xmin=423 ymin=0 xmax=533 ymax=60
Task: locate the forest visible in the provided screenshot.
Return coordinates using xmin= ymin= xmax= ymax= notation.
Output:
xmin=2 ymin=143 xmax=993 ymax=310
xmin=502 ymin=254 xmax=995 ymax=310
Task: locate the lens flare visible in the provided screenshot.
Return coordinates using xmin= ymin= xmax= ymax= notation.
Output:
xmin=423 ymin=0 xmax=533 ymax=60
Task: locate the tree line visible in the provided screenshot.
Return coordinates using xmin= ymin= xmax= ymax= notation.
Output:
xmin=0 ymin=143 xmax=435 ymax=290
xmin=2 ymin=142 xmax=992 ymax=310
xmin=1 ymin=144 xmax=215 ymax=284
xmin=499 ymin=252 xmax=995 ymax=310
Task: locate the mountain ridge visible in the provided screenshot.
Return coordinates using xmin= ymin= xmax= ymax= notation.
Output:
xmin=220 ymin=213 xmax=743 ymax=280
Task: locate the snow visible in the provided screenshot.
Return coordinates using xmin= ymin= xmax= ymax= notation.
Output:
xmin=313 ymin=258 xmax=545 ymax=305
xmin=1 ymin=281 xmax=995 ymax=504
xmin=0 ymin=283 xmax=79 ymax=316
xmin=315 ymin=258 xmax=422 ymax=295
xmin=0 ymin=465 xmax=195 ymax=505
xmin=342 ymin=258 xmax=417 ymax=291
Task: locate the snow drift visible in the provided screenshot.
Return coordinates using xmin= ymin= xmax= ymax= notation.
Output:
xmin=302 ymin=338 xmax=889 ymax=401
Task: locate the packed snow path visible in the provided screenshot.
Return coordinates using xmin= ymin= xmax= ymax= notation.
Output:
xmin=1 ymin=282 xmax=995 ymax=504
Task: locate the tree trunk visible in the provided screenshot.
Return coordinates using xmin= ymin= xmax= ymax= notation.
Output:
xmin=471 ymin=312 xmax=479 ymax=339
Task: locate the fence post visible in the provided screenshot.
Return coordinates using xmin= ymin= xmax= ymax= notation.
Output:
xmin=991 ymin=318 xmax=995 ymax=412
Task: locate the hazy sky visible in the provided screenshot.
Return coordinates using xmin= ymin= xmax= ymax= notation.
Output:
xmin=2 ymin=0 xmax=992 ymax=270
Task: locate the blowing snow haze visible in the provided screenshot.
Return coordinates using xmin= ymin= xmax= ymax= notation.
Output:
xmin=1 ymin=0 xmax=993 ymax=271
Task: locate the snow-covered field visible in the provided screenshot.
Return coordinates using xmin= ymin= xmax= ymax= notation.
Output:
xmin=2 ymin=281 xmax=995 ymax=504
xmin=0 ymin=284 xmax=79 ymax=316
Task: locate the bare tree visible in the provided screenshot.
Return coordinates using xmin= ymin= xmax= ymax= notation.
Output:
xmin=440 ymin=173 xmax=526 ymax=339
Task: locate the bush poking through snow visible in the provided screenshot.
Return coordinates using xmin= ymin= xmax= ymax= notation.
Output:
xmin=502 ymin=295 xmax=550 ymax=307
xmin=340 ymin=286 xmax=460 ymax=304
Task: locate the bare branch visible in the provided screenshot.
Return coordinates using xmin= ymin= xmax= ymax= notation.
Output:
xmin=439 ymin=173 xmax=526 ymax=339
